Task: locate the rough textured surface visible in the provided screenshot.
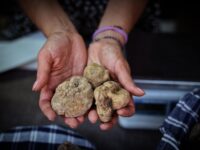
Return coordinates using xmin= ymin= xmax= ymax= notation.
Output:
xmin=94 ymin=81 xmax=131 ymax=122
xmin=57 ymin=142 xmax=82 ymax=150
xmin=51 ymin=76 xmax=93 ymax=117
xmin=83 ymin=63 xmax=110 ymax=88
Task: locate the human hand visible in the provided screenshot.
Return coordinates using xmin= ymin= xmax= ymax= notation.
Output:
xmin=87 ymin=38 xmax=145 ymax=130
xmin=32 ymin=31 xmax=87 ymax=128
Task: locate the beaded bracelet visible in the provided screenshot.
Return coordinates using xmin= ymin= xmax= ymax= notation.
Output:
xmin=92 ymin=26 xmax=128 ymax=44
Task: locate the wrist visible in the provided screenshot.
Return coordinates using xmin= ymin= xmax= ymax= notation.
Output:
xmin=92 ymin=26 xmax=128 ymax=47
xmin=43 ymin=20 xmax=77 ymax=37
xmin=46 ymin=26 xmax=76 ymax=38
xmin=33 ymin=0 xmax=77 ymax=37
xmin=93 ymin=36 xmax=124 ymax=50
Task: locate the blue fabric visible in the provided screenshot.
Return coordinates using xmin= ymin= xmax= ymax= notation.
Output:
xmin=157 ymin=88 xmax=200 ymax=150
xmin=0 ymin=124 xmax=95 ymax=150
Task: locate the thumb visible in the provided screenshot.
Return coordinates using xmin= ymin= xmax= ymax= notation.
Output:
xmin=32 ymin=50 xmax=52 ymax=91
xmin=116 ymin=61 xmax=145 ymax=96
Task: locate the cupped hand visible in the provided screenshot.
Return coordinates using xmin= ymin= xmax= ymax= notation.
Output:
xmin=32 ymin=31 xmax=87 ymax=128
xmin=87 ymin=39 xmax=145 ymax=130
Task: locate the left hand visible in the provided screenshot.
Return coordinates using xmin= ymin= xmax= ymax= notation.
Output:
xmin=87 ymin=38 xmax=145 ymax=130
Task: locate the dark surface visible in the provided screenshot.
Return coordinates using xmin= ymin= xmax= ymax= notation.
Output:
xmin=126 ymin=30 xmax=200 ymax=82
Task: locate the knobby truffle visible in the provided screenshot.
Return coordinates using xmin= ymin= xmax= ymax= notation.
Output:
xmin=83 ymin=63 xmax=110 ymax=88
xmin=94 ymin=81 xmax=131 ymax=122
xmin=51 ymin=76 xmax=93 ymax=117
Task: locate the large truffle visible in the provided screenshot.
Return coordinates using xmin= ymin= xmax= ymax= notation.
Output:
xmin=51 ymin=76 xmax=93 ymax=117
xmin=94 ymin=81 xmax=131 ymax=122
xmin=83 ymin=63 xmax=110 ymax=87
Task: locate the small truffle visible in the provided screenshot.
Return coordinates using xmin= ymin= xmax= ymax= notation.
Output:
xmin=57 ymin=141 xmax=82 ymax=150
xmin=83 ymin=63 xmax=110 ymax=87
xmin=94 ymin=81 xmax=131 ymax=122
xmin=51 ymin=76 xmax=93 ymax=117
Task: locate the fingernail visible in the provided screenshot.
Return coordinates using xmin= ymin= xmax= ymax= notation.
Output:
xmin=48 ymin=116 xmax=55 ymax=121
xmin=48 ymin=113 xmax=56 ymax=121
xmin=91 ymin=118 xmax=97 ymax=124
xmin=117 ymin=109 xmax=124 ymax=115
xmin=32 ymin=81 xmax=38 ymax=91
xmin=100 ymin=124 xmax=110 ymax=131
xmin=136 ymin=87 xmax=145 ymax=95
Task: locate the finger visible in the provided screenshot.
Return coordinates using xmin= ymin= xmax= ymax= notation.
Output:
xmin=87 ymin=58 xmax=93 ymax=65
xmin=72 ymin=35 xmax=87 ymax=75
xmin=77 ymin=116 xmax=85 ymax=124
xmin=100 ymin=115 xmax=118 ymax=130
xmin=64 ymin=117 xmax=79 ymax=128
xmin=109 ymin=71 xmax=118 ymax=81
xmin=39 ymin=87 xmax=56 ymax=121
xmin=73 ymin=53 xmax=87 ymax=76
xmin=115 ymin=60 xmax=145 ymax=96
xmin=88 ymin=109 xmax=98 ymax=124
xmin=117 ymin=99 xmax=135 ymax=117
xmin=87 ymin=57 xmax=101 ymax=66
xmin=33 ymin=50 xmax=52 ymax=91
xmin=48 ymin=75 xmax=67 ymax=90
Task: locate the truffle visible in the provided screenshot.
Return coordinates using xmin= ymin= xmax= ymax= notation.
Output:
xmin=51 ymin=76 xmax=93 ymax=117
xmin=83 ymin=63 xmax=110 ymax=88
xmin=94 ymin=81 xmax=131 ymax=122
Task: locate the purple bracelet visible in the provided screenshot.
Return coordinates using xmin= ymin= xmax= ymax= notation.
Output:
xmin=92 ymin=26 xmax=128 ymax=43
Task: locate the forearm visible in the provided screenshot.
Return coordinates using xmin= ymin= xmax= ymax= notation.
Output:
xmin=19 ymin=0 xmax=76 ymax=37
xmin=99 ymin=0 xmax=148 ymax=33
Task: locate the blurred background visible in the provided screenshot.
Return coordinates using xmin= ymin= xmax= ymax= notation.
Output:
xmin=0 ymin=0 xmax=200 ymax=150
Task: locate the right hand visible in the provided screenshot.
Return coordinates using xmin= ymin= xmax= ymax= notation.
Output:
xmin=87 ymin=38 xmax=145 ymax=130
xmin=32 ymin=30 xmax=87 ymax=128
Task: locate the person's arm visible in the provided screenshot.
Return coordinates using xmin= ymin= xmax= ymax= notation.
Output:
xmin=91 ymin=0 xmax=148 ymax=95
xmin=100 ymin=0 xmax=148 ymax=32
xmin=19 ymin=0 xmax=87 ymax=128
xmin=88 ymin=0 xmax=148 ymax=130
xmin=95 ymin=0 xmax=148 ymax=45
xmin=19 ymin=0 xmax=76 ymax=37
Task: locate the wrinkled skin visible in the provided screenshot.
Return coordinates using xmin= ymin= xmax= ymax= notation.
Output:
xmin=32 ymin=31 xmax=87 ymax=128
xmin=51 ymin=76 xmax=93 ymax=117
xmin=94 ymin=81 xmax=130 ymax=122
xmin=83 ymin=63 xmax=110 ymax=87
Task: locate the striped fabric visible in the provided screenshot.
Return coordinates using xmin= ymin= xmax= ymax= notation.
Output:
xmin=0 ymin=124 xmax=95 ymax=150
xmin=157 ymin=88 xmax=200 ymax=150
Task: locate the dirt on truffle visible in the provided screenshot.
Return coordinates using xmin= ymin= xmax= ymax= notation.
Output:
xmin=51 ymin=76 xmax=94 ymax=117
xmin=83 ymin=63 xmax=110 ymax=88
xmin=94 ymin=81 xmax=131 ymax=122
